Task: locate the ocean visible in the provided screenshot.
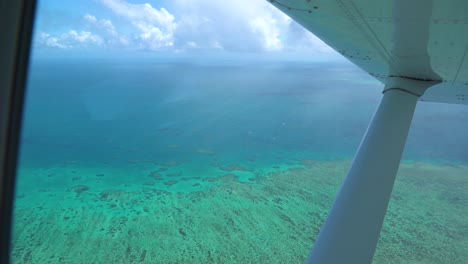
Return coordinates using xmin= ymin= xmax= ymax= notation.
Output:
xmin=10 ymin=55 xmax=468 ymax=263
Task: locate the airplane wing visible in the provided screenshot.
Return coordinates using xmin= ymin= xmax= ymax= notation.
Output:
xmin=269 ymin=0 xmax=468 ymax=104
xmin=269 ymin=1 xmax=468 ymax=263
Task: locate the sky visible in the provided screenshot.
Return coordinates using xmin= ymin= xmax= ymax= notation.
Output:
xmin=33 ymin=0 xmax=342 ymax=60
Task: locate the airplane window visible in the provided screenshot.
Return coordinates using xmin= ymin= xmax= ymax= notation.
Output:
xmin=10 ymin=1 xmax=467 ymax=263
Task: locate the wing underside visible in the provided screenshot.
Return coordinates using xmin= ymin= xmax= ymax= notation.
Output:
xmin=270 ymin=0 xmax=468 ymax=105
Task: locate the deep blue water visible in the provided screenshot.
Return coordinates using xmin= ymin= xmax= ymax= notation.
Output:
xmin=18 ymin=57 xmax=468 ymax=168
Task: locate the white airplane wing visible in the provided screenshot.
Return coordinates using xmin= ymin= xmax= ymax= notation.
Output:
xmin=270 ymin=0 xmax=468 ymax=104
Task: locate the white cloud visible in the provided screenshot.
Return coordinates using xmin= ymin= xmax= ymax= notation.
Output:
xmin=100 ymin=0 xmax=176 ymax=50
xmin=84 ymin=14 xmax=98 ymax=24
xmin=249 ymin=16 xmax=283 ymax=51
xmin=169 ymin=0 xmax=331 ymax=53
xmin=210 ymin=40 xmax=224 ymax=50
xmin=37 ymin=30 xmax=103 ymax=49
xmin=84 ymin=14 xmax=116 ymax=35
xmin=83 ymin=14 xmax=129 ymax=47
xmin=34 ymin=0 xmax=338 ymax=57
xmin=67 ymin=30 xmax=102 ymax=44
xmin=37 ymin=32 xmax=70 ymax=49
xmin=171 ymin=0 xmax=284 ymax=52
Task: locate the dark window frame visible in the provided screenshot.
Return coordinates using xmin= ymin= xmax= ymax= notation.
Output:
xmin=0 ymin=1 xmax=36 ymax=263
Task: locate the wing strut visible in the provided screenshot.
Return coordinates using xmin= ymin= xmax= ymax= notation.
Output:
xmin=307 ymin=77 xmax=439 ymax=264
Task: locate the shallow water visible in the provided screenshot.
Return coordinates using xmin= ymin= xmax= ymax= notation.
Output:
xmin=10 ymin=58 xmax=468 ymax=263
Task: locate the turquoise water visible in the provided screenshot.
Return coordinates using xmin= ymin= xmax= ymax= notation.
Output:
xmin=10 ymin=57 xmax=468 ymax=263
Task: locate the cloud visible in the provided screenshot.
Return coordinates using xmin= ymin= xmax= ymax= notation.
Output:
xmin=84 ymin=14 xmax=98 ymax=24
xmin=84 ymin=14 xmax=116 ymax=36
xmin=34 ymin=0 xmax=338 ymax=56
xmin=83 ymin=14 xmax=129 ymax=47
xmin=100 ymin=0 xmax=176 ymax=50
xmin=170 ymin=0 xmax=289 ymax=52
xmin=249 ymin=16 xmax=283 ymax=51
xmin=37 ymin=30 xmax=103 ymax=49
xmin=37 ymin=32 xmax=69 ymax=49
xmin=167 ymin=0 xmax=334 ymax=54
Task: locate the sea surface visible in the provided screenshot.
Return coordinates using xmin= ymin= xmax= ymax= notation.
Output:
xmin=10 ymin=56 xmax=468 ymax=263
